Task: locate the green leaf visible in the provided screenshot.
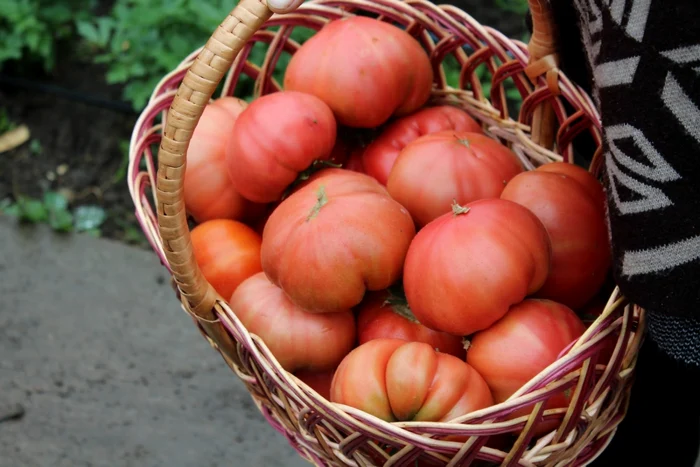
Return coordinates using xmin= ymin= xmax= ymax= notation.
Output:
xmin=29 ymin=138 xmax=42 ymax=154
xmin=290 ymin=26 xmax=316 ymax=44
xmin=0 ymin=199 xmax=20 ymax=216
xmin=76 ymin=17 xmax=115 ymax=48
xmin=112 ymin=140 xmax=130 ymax=183
xmin=0 ymin=108 xmax=15 ymax=133
xmin=506 ymin=86 xmax=523 ymax=102
xmin=495 ymin=0 xmax=529 ymax=15
xmin=96 ymin=17 xmax=116 ymax=43
xmin=84 ymin=228 xmax=102 ymax=238
xmin=41 ymin=5 xmax=74 ymax=23
xmin=123 ymin=225 xmax=144 ymax=244
xmin=76 ymin=20 xmax=101 ymax=44
xmin=17 ymin=196 xmax=48 ymax=223
xmin=42 ymin=191 xmax=73 ymax=231
xmin=0 ymin=0 xmax=95 ymax=71
xmin=73 ymin=205 xmax=106 ymax=231
xmin=49 ymin=209 xmax=74 ymax=232
xmin=105 ymin=65 xmax=130 ymax=84
xmin=2 ymin=205 xmax=21 ymax=217
xmin=43 ymin=191 xmax=69 ymax=213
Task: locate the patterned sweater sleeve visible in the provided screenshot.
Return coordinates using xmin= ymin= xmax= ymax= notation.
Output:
xmin=543 ymin=0 xmax=700 ymax=366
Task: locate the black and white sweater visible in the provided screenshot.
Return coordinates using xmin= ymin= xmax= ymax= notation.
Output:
xmin=541 ymin=1 xmax=700 ymax=366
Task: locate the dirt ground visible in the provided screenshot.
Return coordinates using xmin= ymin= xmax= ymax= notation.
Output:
xmin=0 ymin=54 xmax=142 ymax=244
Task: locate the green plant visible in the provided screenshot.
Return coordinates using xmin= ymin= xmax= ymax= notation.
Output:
xmin=442 ymin=54 xmax=523 ymax=114
xmin=112 ymin=139 xmax=131 ymax=184
xmin=29 ymin=138 xmax=42 ymax=155
xmin=1 ymin=191 xmax=106 ymax=236
xmin=0 ymin=0 xmax=96 ymax=71
xmin=494 ymin=0 xmax=529 ymax=15
xmin=0 ymin=107 xmax=15 ymax=133
xmin=77 ymin=0 xmax=315 ymax=110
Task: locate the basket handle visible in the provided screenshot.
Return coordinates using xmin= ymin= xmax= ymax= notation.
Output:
xmin=155 ymin=0 xmax=273 ymax=351
xmin=525 ymin=0 xmax=560 ymax=149
xmin=155 ymin=0 xmax=562 ymax=327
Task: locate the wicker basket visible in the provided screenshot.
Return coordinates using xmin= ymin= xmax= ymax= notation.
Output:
xmin=127 ymin=0 xmax=645 ymax=465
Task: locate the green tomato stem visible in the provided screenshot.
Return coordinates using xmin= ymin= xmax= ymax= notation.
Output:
xmin=382 ymin=285 xmax=420 ymax=324
xmin=462 ymin=337 xmax=471 ymax=353
xmin=306 ymin=185 xmax=328 ymax=221
xmin=457 ymin=137 xmax=470 ymax=147
xmin=451 ymin=199 xmax=470 ymax=216
xmin=384 ymin=298 xmax=419 ymax=324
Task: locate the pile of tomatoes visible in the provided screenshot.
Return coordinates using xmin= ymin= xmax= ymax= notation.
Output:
xmin=183 ymin=16 xmax=613 ymax=433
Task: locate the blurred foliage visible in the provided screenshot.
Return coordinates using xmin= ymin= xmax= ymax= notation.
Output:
xmin=494 ymin=0 xmax=529 ymax=15
xmin=1 ymin=0 xmax=528 ymax=110
xmin=1 ymin=190 xmax=106 ymax=236
xmin=0 ymin=0 xmax=529 ymax=238
xmin=0 ymin=0 xmax=96 ymax=71
xmin=76 ymin=0 xmax=316 ymax=109
xmin=77 ymin=0 xmax=234 ymax=109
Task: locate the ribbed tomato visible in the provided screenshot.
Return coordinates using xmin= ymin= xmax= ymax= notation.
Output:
xmin=331 ymin=338 xmax=493 ymax=422
xmin=284 ymin=16 xmax=433 ymax=128
xmin=225 ymin=91 xmax=337 ymax=203
xmin=500 ymin=162 xmax=611 ymax=309
xmin=536 ymin=161 xmax=607 ymax=210
xmin=261 ymin=169 xmax=416 ymax=313
xmin=356 ymin=290 xmax=466 ymax=359
xmin=466 ymin=299 xmax=586 ymax=434
xmin=229 ymin=272 xmax=356 ymax=373
xmin=190 ymin=219 xmax=263 ymax=300
xmin=184 ymin=97 xmax=266 ymax=222
xmin=362 ymin=105 xmax=484 ymax=185
xmin=403 ymin=199 xmax=552 ymax=336
xmin=387 ymin=131 xmax=524 ymax=227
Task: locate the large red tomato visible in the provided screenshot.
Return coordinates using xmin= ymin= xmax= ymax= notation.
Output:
xmin=225 ymin=91 xmax=337 ymax=203
xmin=211 ymin=96 xmax=248 ymax=119
xmin=356 ymin=290 xmax=466 ymax=359
xmin=403 ymin=198 xmax=552 ymax=336
xmin=362 ymin=105 xmax=483 ymax=185
xmin=537 ymin=161 xmax=607 ymax=210
xmin=387 ymin=131 xmax=524 ymax=227
xmin=261 ymin=169 xmax=416 ymax=313
xmin=284 ymin=16 xmax=433 ymax=128
xmin=190 ymin=219 xmax=263 ymax=300
xmin=500 ymin=162 xmax=611 ymax=309
xmin=229 ymin=272 xmax=355 ymax=373
xmin=184 ymin=97 xmax=266 ymax=222
xmin=331 ymin=338 xmax=493 ymax=422
xmin=466 ymin=299 xmax=586 ymax=434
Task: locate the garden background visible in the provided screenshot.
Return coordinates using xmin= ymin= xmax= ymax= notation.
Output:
xmin=0 ymin=0 xmax=529 ymax=244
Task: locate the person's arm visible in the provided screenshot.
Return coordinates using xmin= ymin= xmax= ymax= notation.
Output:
xmin=544 ymin=0 xmax=700 ymax=366
xmin=541 ymin=4 xmax=700 ymax=465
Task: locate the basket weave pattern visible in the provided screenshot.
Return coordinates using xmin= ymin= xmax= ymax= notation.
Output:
xmin=127 ymin=0 xmax=645 ymax=465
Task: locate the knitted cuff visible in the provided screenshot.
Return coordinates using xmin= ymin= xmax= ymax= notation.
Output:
xmin=646 ymin=310 xmax=700 ymax=368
